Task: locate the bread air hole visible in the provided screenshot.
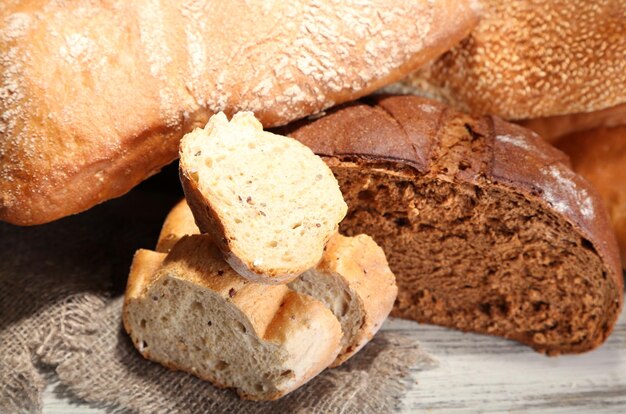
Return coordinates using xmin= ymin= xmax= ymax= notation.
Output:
xmin=236 ymin=321 xmax=247 ymax=333
xmin=215 ymin=360 xmax=228 ymax=371
xmin=191 ymin=301 xmax=203 ymax=312
xmin=140 ymin=319 xmax=147 ymax=328
xmin=267 ymin=240 xmax=278 ymax=248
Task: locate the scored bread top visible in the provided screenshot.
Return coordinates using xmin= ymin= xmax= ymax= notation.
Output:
xmin=281 ymin=95 xmax=622 ymax=286
xmin=0 ymin=0 xmax=479 ymax=226
xmin=179 ymin=112 xmax=347 ymax=283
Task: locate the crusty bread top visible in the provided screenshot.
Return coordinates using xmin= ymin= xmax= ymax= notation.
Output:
xmin=556 ymin=126 xmax=626 ymax=268
xmin=399 ymin=0 xmax=626 ymax=119
xmin=0 ymin=0 xmax=479 ymax=226
xmin=179 ymin=112 xmax=347 ymax=283
xmin=280 ymin=95 xmax=623 ymax=295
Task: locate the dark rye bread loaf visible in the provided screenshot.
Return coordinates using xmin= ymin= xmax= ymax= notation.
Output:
xmin=280 ymin=95 xmax=623 ymax=355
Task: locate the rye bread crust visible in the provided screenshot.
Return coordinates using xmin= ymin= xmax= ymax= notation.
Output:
xmin=281 ymin=95 xmax=623 ymax=354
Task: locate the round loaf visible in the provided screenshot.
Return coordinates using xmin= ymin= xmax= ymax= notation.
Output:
xmin=397 ymin=0 xmax=626 ymax=119
xmin=556 ymin=126 xmax=626 ymax=269
xmin=281 ymin=95 xmax=623 ymax=354
xmin=0 ymin=0 xmax=479 ymax=225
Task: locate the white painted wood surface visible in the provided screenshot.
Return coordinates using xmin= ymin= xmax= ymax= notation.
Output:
xmin=42 ymin=307 xmax=626 ymax=413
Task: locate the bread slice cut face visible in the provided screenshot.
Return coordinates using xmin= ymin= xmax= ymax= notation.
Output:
xmin=289 ymin=234 xmax=397 ymax=366
xmin=155 ymin=199 xmax=398 ymax=367
xmin=123 ymin=235 xmax=342 ymax=400
xmin=179 ymin=112 xmax=348 ymax=283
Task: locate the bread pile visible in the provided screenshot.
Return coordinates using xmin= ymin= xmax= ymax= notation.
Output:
xmin=2 ymin=0 xmax=626 ymax=405
xmin=123 ymin=113 xmax=398 ymax=399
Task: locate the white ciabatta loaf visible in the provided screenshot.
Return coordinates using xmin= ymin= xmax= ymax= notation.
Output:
xmin=179 ymin=112 xmax=347 ymax=284
xmin=0 ymin=0 xmax=480 ymax=226
xmin=155 ymin=199 xmax=398 ymax=366
xmin=123 ymin=235 xmax=342 ymax=400
xmin=289 ymin=234 xmax=397 ymax=366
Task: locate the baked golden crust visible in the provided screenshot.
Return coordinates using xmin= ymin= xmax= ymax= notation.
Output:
xmin=123 ymin=237 xmax=343 ymax=400
xmin=0 ymin=0 xmax=479 ymax=225
xmin=400 ymin=0 xmax=626 ymax=119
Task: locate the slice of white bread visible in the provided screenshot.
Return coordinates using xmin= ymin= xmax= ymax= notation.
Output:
xmin=288 ymin=234 xmax=397 ymax=366
xmin=154 ymin=199 xmax=398 ymax=367
xmin=179 ymin=112 xmax=348 ymax=284
xmin=122 ymin=235 xmax=342 ymax=401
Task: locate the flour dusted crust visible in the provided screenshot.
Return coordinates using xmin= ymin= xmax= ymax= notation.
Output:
xmin=282 ymin=95 xmax=623 ymax=354
xmin=0 ymin=0 xmax=479 ymax=225
xmin=556 ymin=126 xmax=626 ymax=269
xmin=123 ymin=236 xmax=343 ymax=400
xmin=397 ymin=0 xmax=626 ymax=120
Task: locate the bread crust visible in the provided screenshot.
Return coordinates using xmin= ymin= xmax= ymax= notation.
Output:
xmin=0 ymin=0 xmax=479 ymax=226
xmin=123 ymin=236 xmax=342 ymax=400
xmin=398 ymin=0 xmax=626 ymax=119
xmin=519 ymin=103 xmax=626 ymax=143
xmin=281 ymin=95 xmax=624 ymax=354
xmin=317 ymin=234 xmax=398 ymax=366
xmin=556 ymin=126 xmax=626 ymax=269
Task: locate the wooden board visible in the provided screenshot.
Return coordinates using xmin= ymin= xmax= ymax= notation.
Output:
xmin=43 ymin=306 xmax=626 ymax=413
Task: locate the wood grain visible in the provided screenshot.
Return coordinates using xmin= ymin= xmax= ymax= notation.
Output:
xmin=43 ymin=306 xmax=626 ymax=413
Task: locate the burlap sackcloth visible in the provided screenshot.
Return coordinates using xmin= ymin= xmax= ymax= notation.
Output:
xmin=0 ymin=170 xmax=438 ymax=414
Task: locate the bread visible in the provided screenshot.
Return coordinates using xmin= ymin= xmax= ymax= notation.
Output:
xmin=179 ymin=112 xmax=347 ymax=284
xmin=0 ymin=0 xmax=480 ymax=226
xmin=123 ymin=236 xmax=342 ymax=400
xmin=393 ymin=0 xmax=626 ymax=119
xmin=289 ymin=234 xmax=397 ymax=366
xmin=519 ymin=103 xmax=626 ymax=143
xmin=156 ymin=199 xmax=398 ymax=366
xmin=556 ymin=127 xmax=626 ymax=269
xmin=281 ymin=95 xmax=623 ymax=355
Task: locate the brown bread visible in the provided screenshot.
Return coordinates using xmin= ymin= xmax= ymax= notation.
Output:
xmin=556 ymin=126 xmax=626 ymax=269
xmin=281 ymin=95 xmax=623 ymax=355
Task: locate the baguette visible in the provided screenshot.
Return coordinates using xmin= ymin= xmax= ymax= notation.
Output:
xmin=0 ymin=0 xmax=479 ymax=226
xmin=179 ymin=112 xmax=347 ymax=284
xmin=282 ymin=95 xmax=623 ymax=354
xmin=123 ymin=236 xmax=342 ymax=400
xmin=155 ymin=199 xmax=398 ymax=366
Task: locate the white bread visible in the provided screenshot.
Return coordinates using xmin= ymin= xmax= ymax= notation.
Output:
xmin=123 ymin=235 xmax=343 ymax=401
xmin=0 ymin=0 xmax=480 ymax=226
xmin=156 ymin=199 xmax=398 ymax=366
xmin=289 ymin=234 xmax=397 ymax=366
xmin=395 ymin=0 xmax=626 ymax=119
xmin=179 ymin=112 xmax=347 ymax=284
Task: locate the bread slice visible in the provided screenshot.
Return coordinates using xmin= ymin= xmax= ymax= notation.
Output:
xmin=282 ymin=95 xmax=624 ymax=355
xmin=288 ymin=234 xmax=397 ymax=366
xmin=179 ymin=112 xmax=347 ymax=284
xmin=122 ymin=235 xmax=342 ymax=400
xmin=155 ymin=199 xmax=398 ymax=366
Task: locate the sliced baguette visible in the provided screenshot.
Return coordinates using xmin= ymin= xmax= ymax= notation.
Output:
xmin=179 ymin=112 xmax=348 ymax=284
xmin=155 ymin=199 xmax=398 ymax=366
xmin=123 ymin=235 xmax=342 ymax=400
xmin=289 ymin=234 xmax=397 ymax=366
